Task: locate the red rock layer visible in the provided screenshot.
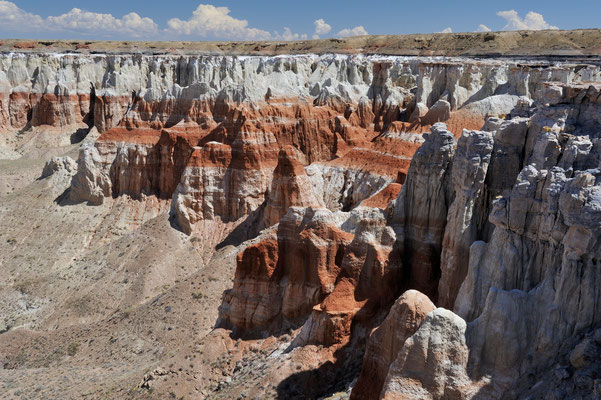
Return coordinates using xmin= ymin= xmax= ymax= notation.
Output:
xmin=296 ymin=211 xmax=400 ymax=347
xmin=80 ymin=93 xmax=489 ymax=233
xmin=392 ymin=109 xmax=486 ymax=139
xmin=96 ymin=124 xmax=205 ymax=199
xmin=221 ymin=204 xmax=406 ymax=352
xmin=94 ymin=95 xmax=134 ymax=133
xmin=121 ymin=96 xmax=373 ymax=163
xmin=220 ymin=208 xmax=354 ymax=333
xmin=263 ymin=146 xmax=323 ymax=227
xmin=1 ymin=92 xmax=91 ymax=131
xmin=361 ymin=183 xmax=403 ymax=209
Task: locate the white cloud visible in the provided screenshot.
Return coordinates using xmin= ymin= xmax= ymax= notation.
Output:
xmin=48 ymin=9 xmax=158 ymax=37
xmin=440 ymin=27 xmax=453 ymax=33
xmin=497 ymin=10 xmax=558 ymax=31
xmin=0 ymin=1 xmax=158 ymax=37
xmin=0 ymin=1 xmax=351 ymax=42
xmin=274 ymin=27 xmax=307 ymax=41
xmin=476 ymin=24 xmax=491 ymax=32
xmin=166 ymin=4 xmax=271 ymax=40
xmin=0 ymin=1 xmax=43 ymax=31
xmin=337 ymin=26 xmax=368 ymax=37
xmin=314 ymin=19 xmax=331 ymax=36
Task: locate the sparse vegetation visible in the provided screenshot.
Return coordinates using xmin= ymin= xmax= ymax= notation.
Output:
xmin=67 ymin=342 xmax=79 ymax=356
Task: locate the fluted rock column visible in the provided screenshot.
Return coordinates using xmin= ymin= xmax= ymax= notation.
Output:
xmin=390 ymin=122 xmax=455 ymax=300
xmin=437 ymin=129 xmax=493 ymax=308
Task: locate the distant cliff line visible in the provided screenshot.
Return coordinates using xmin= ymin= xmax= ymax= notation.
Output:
xmin=1 ymin=28 xmax=601 ymax=58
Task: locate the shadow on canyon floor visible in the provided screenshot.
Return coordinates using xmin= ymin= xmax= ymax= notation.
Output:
xmin=215 ymin=203 xmax=267 ymax=250
xmin=276 ymin=340 xmax=362 ymax=399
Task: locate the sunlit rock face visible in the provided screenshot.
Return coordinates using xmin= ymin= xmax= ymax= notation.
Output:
xmin=3 ymin=50 xmax=601 ymax=399
xmin=3 ymin=53 xmax=596 ymax=232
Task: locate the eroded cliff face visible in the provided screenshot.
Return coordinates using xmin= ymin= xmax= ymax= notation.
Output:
xmin=349 ymin=83 xmax=601 ymax=399
xmin=3 ymin=51 xmax=601 ymax=399
xmin=3 ymin=53 xmax=597 ymax=228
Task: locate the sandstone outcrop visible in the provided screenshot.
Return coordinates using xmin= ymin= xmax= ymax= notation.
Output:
xmin=219 ymin=207 xmax=354 ymax=333
xmin=69 ymin=144 xmax=112 ymax=205
xmin=3 ymin=54 xmax=596 ymax=237
xmin=350 ymin=290 xmax=435 ymax=400
xmin=378 ymin=308 xmax=479 ymax=400
xmin=437 ymin=129 xmax=493 ymax=308
xmin=263 ymin=146 xmax=324 ymax=227
xmin=41 ymin=156 xmax=77 ymax=179
xmin=219 ymin=76 xmax=601 ymax=396
xmin=293 ymin=207 xmax=399 ymax=347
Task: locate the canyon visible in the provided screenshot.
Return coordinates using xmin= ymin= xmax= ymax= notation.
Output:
xmin=1 ymin=33 xmax=601 ymax=399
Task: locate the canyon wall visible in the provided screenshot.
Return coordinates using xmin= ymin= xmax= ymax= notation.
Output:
xmin=3 ymin=51 xmax=601 ymax=398
xmin=4 ymin=53 xmax=598 ymax=228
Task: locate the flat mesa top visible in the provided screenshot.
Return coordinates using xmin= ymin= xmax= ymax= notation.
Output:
xmin=1 ymin=29 xmax=601 ymax=58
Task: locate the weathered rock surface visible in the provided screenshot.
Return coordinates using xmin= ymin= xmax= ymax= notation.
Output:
xmin=350 ymin=290 xmax=435 ymax=400
xmin=437 ymin=129 xmax=493 ymax=308
xmin=4 ymin=49 xmax=601 ymax=400
xmin=390 ymin=123 xmax=456 ymax=300
xmin=263 ymin=146 xmax=324 ymax=227
xmin=379 ymin=308 xmax=478 ymax=400
xmin=41 ymin=156 xmax=77 ymax=179
xmin=352 ymin=83 xmax=601 ymax=400
xmin=219 ymin=207 xmax=354 ymax=333
xmin=3 ymin=53 xmax=596 ymax=236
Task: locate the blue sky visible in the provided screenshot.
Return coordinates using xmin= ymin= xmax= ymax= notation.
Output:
xmin=1 ymin=1 xmax=600 ymax=41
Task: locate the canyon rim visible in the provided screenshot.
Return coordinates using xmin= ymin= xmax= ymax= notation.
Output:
xmin=1 ymin=25 xmax=601 ymax=400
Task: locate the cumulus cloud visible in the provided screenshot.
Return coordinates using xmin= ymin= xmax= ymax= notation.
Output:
xmin=440 ymin=27 xmax=453 ymax=33
xmin=0 ymin=1 xmax=158 ymax=37
xmin=166 ymin=4 xmax=271 ymax=40
xmin=274 ymin=27 xmax=308 ymax=41
xmin=476 ymin=24 xmax=491 ymax=32
xmin=0 ymin=1 xmax=362 ymax=42
xmin=497 ymin=10 xmax=558 ymax=31
xmin=0 ymin=1 xmax=43 ymax=30
xmin=313 ymin=19 xmax=332 ymax=38
xmin=337 ymin=26 xmax=368 ymax=37
xmin=166 ymin=4 xmax=308 ymax=41
xmin=48 ymin=9 xmax=158 ymax=37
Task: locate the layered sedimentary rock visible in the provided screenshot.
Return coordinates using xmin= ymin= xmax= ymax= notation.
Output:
xmin=3 ymin=53 xmax=598 ymax=235
xmin=263 ymin=146 xmax=324 ymax=227
xmin=390 ymin=123 xmax=456 ymax=300
xmin=221 ymin=122 xmax=458 ymax=350
xmin=446 ymin=84 xmax=601 ymax=398
xmin=437 ymin=129 xmax=494 ymax=308
xmin=219 ymin=207 xmax=355 ymax=333
xmin=221 ymin=77 xmax=601 ymax=398
xmin=4 ymin=50 xmax=601 ymax=399
xmin=294 ymin=207 xmax=399 ymax=347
